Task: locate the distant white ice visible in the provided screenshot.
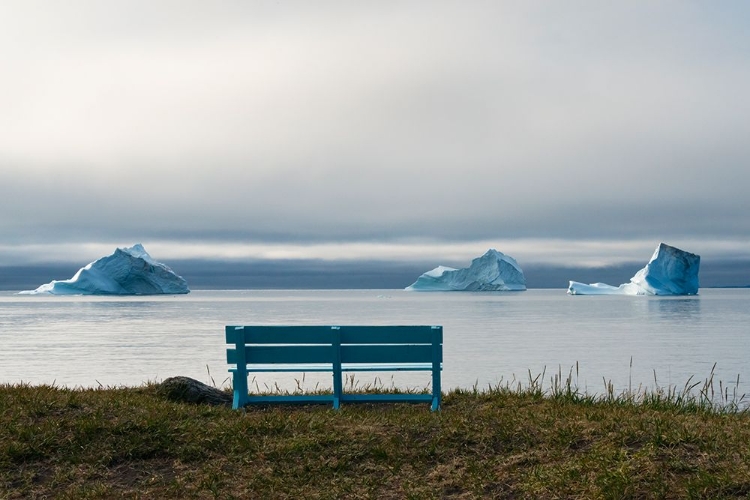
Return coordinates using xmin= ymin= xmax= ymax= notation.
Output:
xmin=406 ymin=249 xmax=526 ymax=291
xmin=19 ymin=243 xmax=190 ymax=295
xmin=568 ymin=243 xmax=700 ymax=296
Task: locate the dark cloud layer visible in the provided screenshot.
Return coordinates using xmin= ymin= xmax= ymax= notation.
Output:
xmin=4 ymin=258 xmax=749 ymax=292
xmin=1 ymin=2 xmax=749 ymax=262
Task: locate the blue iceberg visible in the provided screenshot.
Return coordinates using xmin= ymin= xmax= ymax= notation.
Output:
xmin=20 ymin=244 xmax=190 ymax=295
xmin=406 ymin=249 xmax=526 ymax=291
xmin=568 ymin=243 xmax=700 ymax=296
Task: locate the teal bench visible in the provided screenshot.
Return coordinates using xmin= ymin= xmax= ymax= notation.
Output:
xmin=226 ymin=325 xmax=443 ymax=411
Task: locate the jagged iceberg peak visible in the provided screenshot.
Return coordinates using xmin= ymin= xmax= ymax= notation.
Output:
xmin=406 ymin=249 xmax=526 ymax=291
xmin=567 ymin=243 xmax=700 ymax=296
xmin=19 ymin=244 xmax=190 ymax=295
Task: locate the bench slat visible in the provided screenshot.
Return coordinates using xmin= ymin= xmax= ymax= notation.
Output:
xmin=340 ymin=325 xmax=442 ymax=344
xmin=226 ymin=325 xmax=336 ymax=344
xmin=340 ymin=393 xmax=433 ymax=403
xmin=241 ymin=345 xmax=334 ymax=364
xmin=243 ymin=394 xmax=336 ymax=404
xmin=230 ymin=365 xmax=437 ymax=372
xmin=341 ymin=344 xmax=437 ymax=364
xmin=341 ymin=365 xmax=436 ymax=372
xmin=229 ymin=366 xmax=333 ymax=373
xmin=227 ymin=325 xmax=442 ymax=345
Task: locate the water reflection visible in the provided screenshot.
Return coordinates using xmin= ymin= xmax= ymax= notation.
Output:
xmin=648 ymin=296 xmax=701 ymax=320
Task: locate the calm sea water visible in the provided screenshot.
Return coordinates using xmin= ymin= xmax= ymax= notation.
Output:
xmin=1 ymin=289 xmax=748 ymax=403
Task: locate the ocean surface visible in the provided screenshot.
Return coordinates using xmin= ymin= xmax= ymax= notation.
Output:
xmin=1 ymin=289 xmax=748 ymax=404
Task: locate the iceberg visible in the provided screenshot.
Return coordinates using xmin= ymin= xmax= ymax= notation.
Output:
xmin=20 ymin=244 xmax=190 ymax=295
xmin=406 ymin=249 xmax=526 ymax=291
xmin=567 ymin=243 xmax=700 ymax=296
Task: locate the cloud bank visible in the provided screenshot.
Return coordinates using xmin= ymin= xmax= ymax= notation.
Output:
xmin=1 ymin=2 xmax=749 ymax=269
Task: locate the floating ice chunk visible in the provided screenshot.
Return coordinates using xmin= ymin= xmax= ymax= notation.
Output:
xmin=568 ymin=243 xmax=700 ymax=296
xmin=406 ymin=249 xmax=526 ymax=291
xmin=565 ymin=282 xmax=642 ymax=295
xmin=20 ymin=244 xmax=190 ymax=295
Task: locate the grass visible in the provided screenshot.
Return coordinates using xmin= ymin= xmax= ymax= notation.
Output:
xmin=2 ymin=373 xmax=750 ymax=499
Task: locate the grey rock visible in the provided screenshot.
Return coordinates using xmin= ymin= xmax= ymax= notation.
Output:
xmin=158 ymin=376 xmax=232 ymax=406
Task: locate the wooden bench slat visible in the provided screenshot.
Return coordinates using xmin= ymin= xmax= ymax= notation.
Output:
xmin=227 ymin=325 xmax=442 ymax=345
xmin=230 ymin=365 xmax=436 ymax=372
xmin=226 ymin=325 xmax=336 ymax=344
xmin=244 ymin=345 xmax=334 ymax=364
xmin=340 ymin=394 xmax=433 ymax=403
xmin=228 ymin=346 xmax=442 ymax=366
xmin=339 ymin=325 xmax=441 ymax=344
xmin=341 ymin=364 xmax=434 ymax=371
xmin=229 ymin=366 xmax=333 ymax=373
xmin=340 ymin=344 xmax=435 ymax=364
xmin=244 ymin=394 xmax=336 ymax=404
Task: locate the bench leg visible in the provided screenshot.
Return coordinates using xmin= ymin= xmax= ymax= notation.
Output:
xmin=332 ymin=329 xmax=342 ymax=409
xmin=332 ymin=369 xmax=342 ymax=410
xmin=232 ymin=370 xmax=248 ymax=410
xmin=431 ymin=369 xmax=441 ymax=411
xmin=431 ymin=332 xmax=442 ymax=411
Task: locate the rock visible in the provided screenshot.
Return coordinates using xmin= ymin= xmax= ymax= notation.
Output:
xmin=157 ymin=376 xmax=232 ymax=406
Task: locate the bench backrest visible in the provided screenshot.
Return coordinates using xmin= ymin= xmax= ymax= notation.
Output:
xmin=226 ymin=325 xmax=442 ymax=367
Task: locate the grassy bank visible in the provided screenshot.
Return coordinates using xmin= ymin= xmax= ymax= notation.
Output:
xmin=2 ymin=380 xmax=750 ymax=499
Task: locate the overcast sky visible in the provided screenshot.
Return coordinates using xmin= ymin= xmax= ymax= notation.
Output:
xmin=1 ymin=1 xmax=749 ymax=270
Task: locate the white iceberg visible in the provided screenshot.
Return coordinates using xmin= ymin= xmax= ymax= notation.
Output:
xmin=20 ymin=244 xmax=190 ymax=295
xmin=406 ymin=249 xmax=526 ymax=291
xmin=568 ymin=243 xmax=700 ymax=296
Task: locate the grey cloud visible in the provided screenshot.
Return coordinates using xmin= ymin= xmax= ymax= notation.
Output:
xmin=5 ymin=258 xmax=750 ymax=292
xmin=1 ymin=2 xmax=750 ymax=251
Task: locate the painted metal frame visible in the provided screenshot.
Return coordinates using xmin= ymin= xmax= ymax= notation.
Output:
xmin=226 ymin=325 xmax=443 ymax=411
